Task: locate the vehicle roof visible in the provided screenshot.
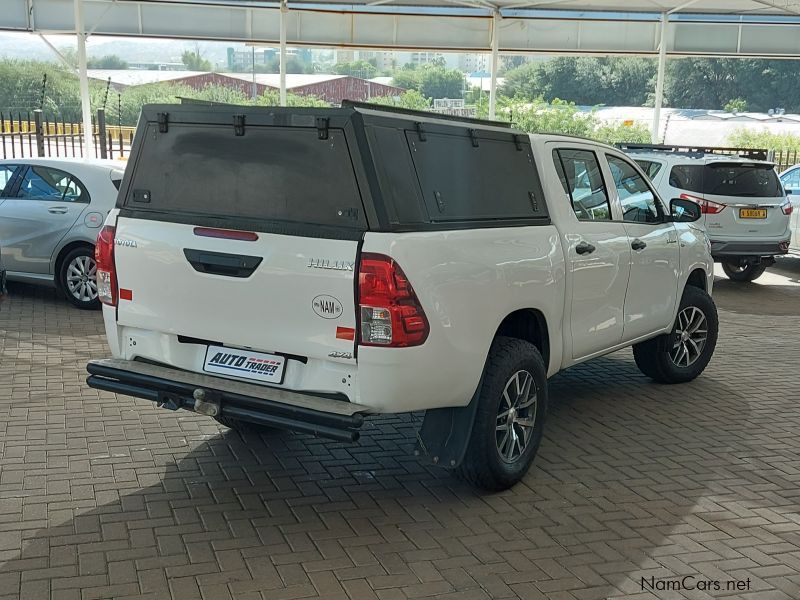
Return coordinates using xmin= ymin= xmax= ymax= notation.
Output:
xmin=0 ymin=157 xmax=126 ymax=172
xmin=627 ymin=152 xmax=775 ymax=167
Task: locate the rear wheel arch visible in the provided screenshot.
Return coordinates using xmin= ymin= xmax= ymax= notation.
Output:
xmin=494 ymin=309 xmax=551 ymax=373
xmin=54 ymin=240 xmax=95 ymax=284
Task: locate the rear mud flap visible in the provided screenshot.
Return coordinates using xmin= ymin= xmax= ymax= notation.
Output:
xmin=414 ymin=377 xmax=482 ymax=469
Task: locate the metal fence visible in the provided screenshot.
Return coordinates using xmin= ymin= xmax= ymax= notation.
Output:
xmin=770 ymin=149 xmax=799 ymax=172
xmin=0 ymin=109 xmax=135 ymax=161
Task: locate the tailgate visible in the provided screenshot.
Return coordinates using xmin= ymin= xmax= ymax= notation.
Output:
xmin=112 ymin=108 xmax=367 ymax=368
xmin=702 ymin=162 xmax=789 ymax=238
xmin=114 ymin=218 xmax=359 ymax=362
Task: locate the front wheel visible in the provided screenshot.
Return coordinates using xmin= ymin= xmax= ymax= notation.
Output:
xmin=456 ymin=337 xmax=547 ymax=492
xmin=59 ymin=246 xmax=99 ymax=310
xmin=633 ymin=286 xmax=718 ymax=384
xmin=721 ymin=261 xmax=767 ymax=282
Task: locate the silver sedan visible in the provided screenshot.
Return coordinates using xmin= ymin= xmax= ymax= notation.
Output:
xmin=0 ymin=158 xmax=124 ymax=309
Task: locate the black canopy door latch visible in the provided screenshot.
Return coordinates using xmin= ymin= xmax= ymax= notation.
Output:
xmin=157 ymin=112 xmax=169 ymax=133
xmin=233 ymin=114 xmax=246 ymax=136
xmin=316 ymin=117 xmax=329 ymax=140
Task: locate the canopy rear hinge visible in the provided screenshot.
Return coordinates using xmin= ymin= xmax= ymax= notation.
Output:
xmin=514 ymin=134 xmax=526 ymax=151
xmin=415 ymin=122 xmax=427 ymax=142
xmin=233 ymin=114 xmax=246 ymax=136
xmin=468 ymin=128 xmax=479 ymax=148
xmin=157 ymin=112 xmax=169 ymax=133
xmin=316 ymin=117 xmax=329 ymax=140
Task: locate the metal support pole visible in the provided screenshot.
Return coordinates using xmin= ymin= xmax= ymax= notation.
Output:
xmin=75 ymin=0 xmax=94 ymax=158
xmin=251 ymin=46 xmax=257 ymax=100
xmin=279 ymin=0 xmax=288 ymax=107
xmin=652 ymin=12 xmax=669 ymax=144
xmin=97 ymin=108 xmax=107 ymax=159
xmin=489 ymin=10 xmax=500 ymax=120
xmin=33 ymin=109 xmax=45 ymax=157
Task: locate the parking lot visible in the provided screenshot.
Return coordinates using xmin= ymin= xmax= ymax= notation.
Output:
xmin=0 ymin=258 xmax=799 ymax=600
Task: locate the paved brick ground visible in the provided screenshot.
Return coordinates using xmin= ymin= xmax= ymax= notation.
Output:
xmin=1 ymin=259 xmax=799 ymax=600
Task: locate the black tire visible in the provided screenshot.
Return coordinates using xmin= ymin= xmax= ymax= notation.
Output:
xmin=633 ymin=286 xmax=718 ymax=384
xmin=721 ymin=261 xmax=767 ymax=282
xmin=58 ymin=246 xmax=100 ymax=310
xmin=214 ymin=415 xmax=277 ymax=435
xmin=456 ymin=336 xmax=548 ymax=492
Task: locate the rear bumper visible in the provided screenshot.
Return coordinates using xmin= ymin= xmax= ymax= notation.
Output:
xmin=86 ymin=359 xmax=367 ymax=442
xmin=710 ymin=238 xmax=790 ymax=260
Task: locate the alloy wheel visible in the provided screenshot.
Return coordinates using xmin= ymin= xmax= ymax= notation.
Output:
xmin=66 ymin=255 xmax=98 ymax=303
xmin=669 ymin=306 xmax=708 ymax=368
xmin=496 ymin=370 xmax=538 ymax=464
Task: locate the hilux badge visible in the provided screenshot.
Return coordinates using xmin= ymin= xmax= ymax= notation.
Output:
xmin=307 ymin=258 xmax=355 ymax=271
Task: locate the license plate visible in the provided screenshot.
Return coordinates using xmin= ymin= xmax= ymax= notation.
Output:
xmin=203 ymin=345 xmax=285 ymax=384
xmin=739 ymin=208 xmax=767 ymax=219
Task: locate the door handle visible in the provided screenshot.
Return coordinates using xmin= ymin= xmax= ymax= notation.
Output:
xmin=631 ymin=239 xmax=647 ymax=251
xmin=183 ymin=249 xmax=263 ymax=278
xmin=575 ymin=241 xmax=596 ymax=255
xmin=48 ymin=206 xmax=68 ymax=214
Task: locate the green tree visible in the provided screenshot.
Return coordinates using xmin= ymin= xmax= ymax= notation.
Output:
xmin=724 ymin=98 xmax=748 ymax=113
xmin=502 ymin=57 xmax=656 ymax=107
xmin=181 ymin=49 xmax=212 ymax=71
xmin=87 ymin=55 xmax=128 ymax=70
xmin=334 ymin=60 xmax=378 ymax=79
xmin=368 ymin=90 xmax=431 ymax=110
xmin=254 ymin=90 xmax=329 ymax=107
xmin=390 ymin=68 xmax=419 ymax=91
xmin=727 ymin=129 xmax=800 ymax=152
xmin=417 ymin=65 xmax=464 ymax=99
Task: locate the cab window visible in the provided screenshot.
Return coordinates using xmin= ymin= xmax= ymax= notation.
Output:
xmin=553 ymin=149 xmax=612 ymax=221
xmin=607 ymin=155 xmax=661 ymax=224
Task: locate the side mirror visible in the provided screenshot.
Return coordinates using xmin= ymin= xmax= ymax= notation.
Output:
xmin=787 ymin=188 xmax=795 ymax=195
xmin=670 ymin=198 xmax=702 ymax=223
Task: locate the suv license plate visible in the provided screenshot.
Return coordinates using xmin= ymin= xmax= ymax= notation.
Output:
xmin=203 ymin=345 xmax=286 ymax=384
xmin=740 ymin=208 xmax=767 ymax=219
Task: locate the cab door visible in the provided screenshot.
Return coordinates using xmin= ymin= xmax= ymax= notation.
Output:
xmin=603 ymin=153 xmax=680 ymax=340
xmin=551 ymin=146 xmax=632 ymax=360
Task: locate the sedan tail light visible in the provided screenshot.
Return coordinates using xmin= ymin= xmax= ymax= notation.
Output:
xmin=680 ymin=193 xmax=726 ymax=214
xmin=95 ymin=225 xmax=117 ymax=307
xmin=781 ymin=200 xmax=793 ymax=216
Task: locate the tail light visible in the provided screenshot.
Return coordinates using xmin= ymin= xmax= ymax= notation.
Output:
xmin=358 ymin=253 xmax=429 ymax=347
xmin=781 ymin=200 xmax=793 ymax=216
xmin=680 ymin=193 xmax=726 ymax=214
xmin=95 ymin=225 xmax=117 ymax=307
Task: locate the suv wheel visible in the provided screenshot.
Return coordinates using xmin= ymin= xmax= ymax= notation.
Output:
xmin=456 ymin=336 xmax=547 ymax=492
xmin=721 ymin=261 xmax=767 ymax=282
xmin=59 ymin=246 xmax=100 ymax=310
xmin=633 ymin=286 xmax=718 ymax=384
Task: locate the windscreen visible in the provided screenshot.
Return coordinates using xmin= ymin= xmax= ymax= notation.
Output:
xmin=669 ymin=163 xmax=783 ymax=197
xmin=124 ymin=123 xmax=366 ymax=229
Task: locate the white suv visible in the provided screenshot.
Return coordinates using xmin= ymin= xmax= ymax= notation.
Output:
xmin=622 ymin=145 xmax=792 ymax=282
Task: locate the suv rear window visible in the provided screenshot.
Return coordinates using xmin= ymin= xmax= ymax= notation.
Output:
xmin=669 ymin=163 xmax=783 ymax=197
xmin=124 ymin=123 xmax=366 ymax=229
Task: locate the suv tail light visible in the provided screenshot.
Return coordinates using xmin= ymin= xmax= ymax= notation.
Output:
xmin=358 ymin=253 xmax=429 ymax=347
xmin=95 ymin=225 xmax=117 ymax=307
xmin=781 ymin=200 xmax=793 ymax=216
xmin=680 ymin=193 xmax=726 ymax=214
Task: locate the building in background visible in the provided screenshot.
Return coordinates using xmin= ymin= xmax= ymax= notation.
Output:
xmin=88 ymin=70 xmax=405 ymax=104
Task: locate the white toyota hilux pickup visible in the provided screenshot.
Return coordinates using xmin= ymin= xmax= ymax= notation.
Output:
xmin=87 ymin=103 xmax=718 ymax=491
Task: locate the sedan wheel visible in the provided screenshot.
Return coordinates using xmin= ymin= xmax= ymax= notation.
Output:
xmin=59 ymin=247 xmax=100 ymax=309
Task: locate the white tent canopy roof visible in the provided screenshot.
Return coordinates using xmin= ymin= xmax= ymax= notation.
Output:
xmin=3 ymin=0 xmax=800 ymax=58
